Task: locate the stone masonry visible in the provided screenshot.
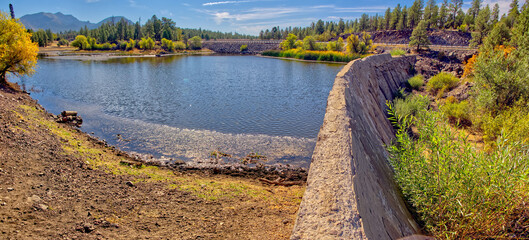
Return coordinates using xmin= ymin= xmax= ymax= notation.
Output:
xmin=291 ymin=54 xmax=420 ymax=239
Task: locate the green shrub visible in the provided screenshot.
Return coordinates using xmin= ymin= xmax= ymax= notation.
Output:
xmin=262 ymin=49 xmax=360 ymax=62
xmin=139 ymin=37 xmax=155 ymax=50
xmin=441 ymin=99 xmax=471 ymax=126
xmin=407 ymin=74 xmax=424 ymax=90
xmin=478 ymin=103 xmax=529 ymax=146
xmin=126 ymin=39 xmax=136 ymax=51
xmin=188 ymin=36 xmax=202 ymax=50
xmin=393 ymin=94 xmax=429 ymax=119
xmin=473 ymin=47 xmax=529 ymax=113
xmin=240 ymin=44 xmax=248 ymax=52
xmin=57 ymin=38 xmax=69 ymax=47
xmin=388 ymin=109 xmax=529 ymax=239
xmin=426 ymin=72 xmax=459 ymax=95
xmin=161 ymin=38 xmax=175 ymax=52
xmin=174 ymin=41 xmax=186 ymax=50
xmin=390 ymin=48 xmax=406 ymax=56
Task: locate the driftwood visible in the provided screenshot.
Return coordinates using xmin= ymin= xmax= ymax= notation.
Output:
xmin=61 ymin=111 xmax=78 ymax=116
xmin=258 ymin=177 xmax=304 ymax=186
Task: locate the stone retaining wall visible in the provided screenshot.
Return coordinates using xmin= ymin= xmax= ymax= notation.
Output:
xmin=202 ymin=41 xmax=280 ymax=54
xmin=291 ymin=54 xmax=420 ymax=239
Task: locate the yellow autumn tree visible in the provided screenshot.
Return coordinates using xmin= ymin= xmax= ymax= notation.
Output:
xmin=0 ymin=11 xmax=38 ymax=86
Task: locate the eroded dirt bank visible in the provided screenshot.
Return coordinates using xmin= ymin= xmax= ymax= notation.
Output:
xmin=0 ymin=84 xmax=304 ymax=239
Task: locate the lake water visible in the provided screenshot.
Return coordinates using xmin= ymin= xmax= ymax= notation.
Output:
xmin=16 ymin=55 xmax=342 ymax=168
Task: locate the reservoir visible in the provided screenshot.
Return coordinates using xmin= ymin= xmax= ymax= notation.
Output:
xmin=16 ymin=55 xmax=342 ymax=168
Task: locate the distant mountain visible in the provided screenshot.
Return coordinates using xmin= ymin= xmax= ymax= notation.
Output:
xmin=96 ymin=16 xmax=134 ymax=27
xmin=20 ymin=12 xmax=133 ymax=32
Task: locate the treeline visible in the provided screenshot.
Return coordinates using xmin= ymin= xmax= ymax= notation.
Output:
xmin=30 ymin=15 xmax=256 ymax=47
xmin=259 ymin=0 xmax=520 ymax=45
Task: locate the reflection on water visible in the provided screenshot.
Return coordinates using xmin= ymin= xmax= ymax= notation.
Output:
xmin=16 ymin=56 xmax=342 ymax=167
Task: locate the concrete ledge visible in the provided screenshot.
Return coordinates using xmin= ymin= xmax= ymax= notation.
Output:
xmin=291 ymin=54 xmax=420 ymax=239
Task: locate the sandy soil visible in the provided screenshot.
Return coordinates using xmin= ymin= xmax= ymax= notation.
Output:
xmin=0 ymin=84 xmax=304 ymax=239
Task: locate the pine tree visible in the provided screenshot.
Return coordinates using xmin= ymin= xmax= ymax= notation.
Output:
xmin=470 ymin=5 xmax=491 ymax=46
xmin=384 ymin=8 xmax=391 ymax=30
xmin=507 ymin=0 xmax=520 ymax=27
xmin=409 ymin=20 xmax=431 ymax=51
xmin=390 ymin=4 xmax=401 ymax=30
xmin=449 ymin=0 xmax=463 ymax=28
xmin=408 ymin=0 xmax=424 ymax=29
xmin=397 ymin=6 xmax=408 ymax=30
xmin=424 ymin=0 xmax=437 ymax=28
xmin=439 ymin=0 xmax=449 ymax=28
xmin=491 ymin=4 xmax=500 ymax=24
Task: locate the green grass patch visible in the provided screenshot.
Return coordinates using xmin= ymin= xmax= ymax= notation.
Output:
xmin=390 ymin=48 xmax=407 ymax=56
xmin=440 ymin=99 xmax=472 ymax=127
xmin=426 ymin=72 xmax=460 ymax=96
xmin=407 ymin=74 xmax=425 ymax=90
xmin=262 ymin=49 xmax=361 ymax=62
xmin=15 ymin=104 xmax=305 ymax=207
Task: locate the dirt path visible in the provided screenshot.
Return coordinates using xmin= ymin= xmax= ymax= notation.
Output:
xmin=0 ymin=84 xmax=304 ymax=239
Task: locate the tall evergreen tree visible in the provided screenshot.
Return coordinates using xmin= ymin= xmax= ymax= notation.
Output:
xmin=390 ymin=4 xmax=402 ymax=30
xmin=409 ymin=20 xmax=431 ymax=51
xmin=449 ymin=0 xmax=463 ymax=28
xmin=470 ymin=4 xmax=491 ymax=46
xmin=408 ymin=0 xmax=424 ymax=29
xmin=424 ymin=0 xmax=436 ymax=28
xmin=507 ymin=0 xmax=520 ymax=27
xmin=397 ymin=6 xmax=408 ymax=30
xmin=491 ymin=3 xmax=500 ymax=24
xmin=439 ymin=0 xmax=449 ymax=28
xmin=384 ymin=8 xmax=391 ymax=30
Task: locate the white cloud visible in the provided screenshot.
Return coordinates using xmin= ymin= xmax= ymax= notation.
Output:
xmin=203 ymin=1 xmax=251 ymax=6
xmin=210 ymin=7 xmax=303 ymax=24
xmin=483 ymin=0 xmax=512 ymax=15
xmin=161 ymin=10 xmax=174 ymax=17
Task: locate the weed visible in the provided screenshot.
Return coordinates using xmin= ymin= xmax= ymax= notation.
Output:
xmin=390 ymin=48 xmax=407 ymax=56
xmin=426 ymin=72 xmax=460 ymax=95
xmin=407 ymin=74 xmax=425 ymax=90
xmin=388 ymin=106 xmax=529 ymax=239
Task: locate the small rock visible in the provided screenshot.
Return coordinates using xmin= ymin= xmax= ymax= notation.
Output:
xmin=0 ymin=202 xmax=6 ymax=206
xmin=7 ymin=187 xmax=14 ymax=192
xmin=76 ymin=223 xmax=95 ymax=233
xmin=125 ymin=181 xmax=134 ymax=187
xmin=282 ymin=219 xmax=290 ymax=224
xmin=37 ymin=204 xmax=48 ymax=210
xmin=27 ymin=195 xmax=42 ymax=203
xmin=173 ymin=160 xmax=186 ymax=165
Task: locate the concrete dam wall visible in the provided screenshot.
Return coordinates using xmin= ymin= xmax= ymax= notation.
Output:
xmin=291 ymin=54 xmax=420 ymax=239
xmin=202 ymin=40 xmax=280 ymax=54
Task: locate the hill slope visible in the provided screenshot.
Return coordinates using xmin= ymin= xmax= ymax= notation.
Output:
xmin=20 ymin=12 xmax=132 ymax=32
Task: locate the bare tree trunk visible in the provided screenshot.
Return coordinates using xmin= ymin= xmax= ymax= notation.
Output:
xmin=0 ymin=72 xmax=7 ymax=87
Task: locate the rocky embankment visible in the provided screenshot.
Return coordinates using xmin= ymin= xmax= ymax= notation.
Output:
xmin=415 ymin=50 xmax=476 ymax=78
xmin=336 ymin=30 xmax=471 ymax=46
xmin=0 ymin=84 xmax=304 ymax=239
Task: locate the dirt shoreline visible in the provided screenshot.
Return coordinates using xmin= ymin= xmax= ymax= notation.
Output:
xmin=0 ymin=83 xmax=305 ymax=239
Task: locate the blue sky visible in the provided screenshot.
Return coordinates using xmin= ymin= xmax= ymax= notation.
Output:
xmin=1 ymin=0 xmax=512 ymax=35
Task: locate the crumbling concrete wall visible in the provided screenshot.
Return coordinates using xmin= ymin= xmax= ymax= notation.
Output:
xmin=202 ymin=40 xmax=280 ymax=54
xmin=291 ymin=54 xmax=420 ymax=239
